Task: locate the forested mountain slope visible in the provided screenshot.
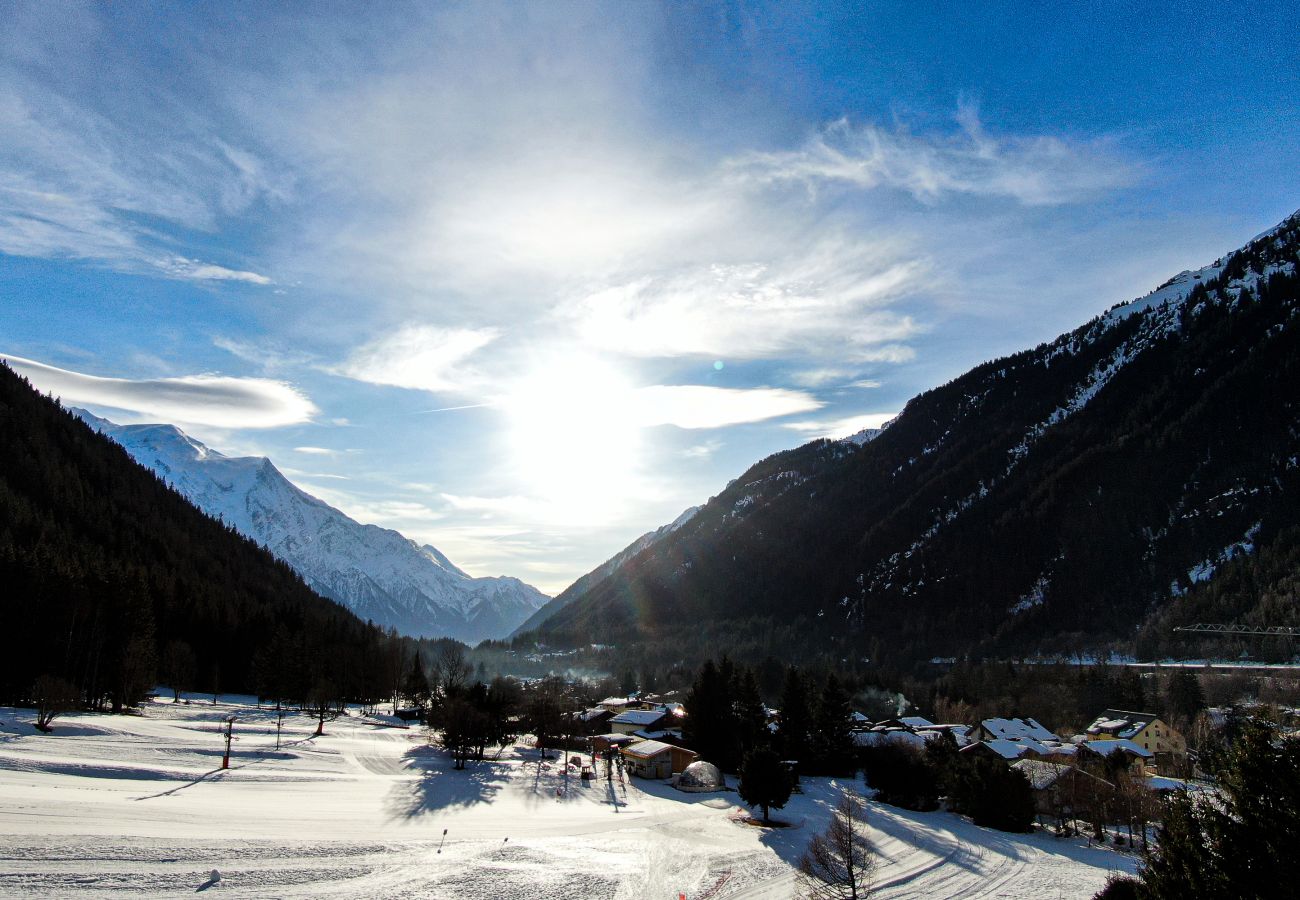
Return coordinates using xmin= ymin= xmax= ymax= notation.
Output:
xmin=531 ymin=211 xmax=1300 ymax=669
xmin=0 ymin=364 xmax=399 ymax=707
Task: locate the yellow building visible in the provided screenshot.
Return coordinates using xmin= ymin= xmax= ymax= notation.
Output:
xmin=1085 ymin=709 xmax=1186 ymax=772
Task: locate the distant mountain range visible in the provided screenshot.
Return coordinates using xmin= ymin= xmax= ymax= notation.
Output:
xmin=525 ymin=210 xmax=1300 ymax=668
xmin=75 ymin=412 xmax=549 ymax=643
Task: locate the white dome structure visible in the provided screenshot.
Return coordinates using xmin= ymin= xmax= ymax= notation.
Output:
xmin=674 ymin=760 xmax=724 ymax=793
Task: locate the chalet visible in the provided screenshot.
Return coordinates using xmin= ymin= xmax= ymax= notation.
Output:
xmin=609 ymin=707 xmax=675 ymax=735
xmin=1086 ymin=709 xmax=1186 ymax=772
xmin=573 ymin=707 xmax=614 ymax=735
xmin=1012 ymin=759 xmax=1112 ymax=826
xmin=1077 ymin=739 xmax=1154 ymax=777
xmin=598 ymin=696 xmax=634 ymax=712
xmin=620 ymin=740 xmax=698 ymax=779
xmin=962 ymin=737 xmax=1077 ymax=763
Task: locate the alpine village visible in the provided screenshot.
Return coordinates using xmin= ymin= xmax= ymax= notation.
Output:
xmin=1 ymin=4 xmax=1298 ymax=899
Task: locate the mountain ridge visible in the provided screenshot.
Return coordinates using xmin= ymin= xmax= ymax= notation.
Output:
xmin=527 ymin=209 xmax=1300 ymax=668
xmin=74 ymin=410 xmax=549 ymax=643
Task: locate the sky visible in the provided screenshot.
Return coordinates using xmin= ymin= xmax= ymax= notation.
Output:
xmin=2 ymin=2 xmax=1298 ymax=594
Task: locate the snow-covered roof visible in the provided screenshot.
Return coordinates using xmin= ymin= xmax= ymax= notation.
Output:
xmin=610 ymin=708 xmax=669 ymax=726
xmin=1080 ymin=739 xmax=1153 ymax=759
xmin=1012 ymin=760 xmax=1070 ymax=790
xmin=633 ymin=728 xmax=681 ymax=741
xmin=593 ymin=733 xmax=636 ymax=744
xmin=1085 ymin=709 xmax=1159 ymax=739
xmin=621 ymin=740 xmax=678 ymax=759
xmin=1013 ymin=759 xmax=1108 ymax=790
xmin=900 ymin=716 xmax=936 ymax=729
xmin=979 ymin=717 xmax=1059 ymax=742
xmin=855 ymin=730 xmax=933 ymax=750
xmin=599 ymin=696 xmax=632 ymax=707
xmin=965 ymin=737 xmax=1074 ymax=760
xmin=578 ymin=707 xmax=612 ymax=722
xmin=966 ymin=738 xmax=1044 ymax=760
xmin=1145 ymin=775 xmax=1203 ymax=793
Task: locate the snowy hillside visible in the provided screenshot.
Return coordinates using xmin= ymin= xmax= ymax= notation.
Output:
xmin=74 ymin=411 xmax=548 ymax=643
xmin=534 ymin=209 xmax=1300 ymax=664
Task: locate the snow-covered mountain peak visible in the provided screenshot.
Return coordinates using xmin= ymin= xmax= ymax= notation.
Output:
xmin=73 ymin=409 xmax=548 ymax=642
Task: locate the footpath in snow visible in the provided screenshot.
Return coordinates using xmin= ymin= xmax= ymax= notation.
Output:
xmin=0 ymin=695 xmax=1137 ymax=898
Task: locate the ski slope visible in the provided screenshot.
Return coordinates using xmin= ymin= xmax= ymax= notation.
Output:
xmin=0 ymin=696 xmax=1137 ymax=897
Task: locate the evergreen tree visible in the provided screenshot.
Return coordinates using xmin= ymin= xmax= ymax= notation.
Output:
xmin=776 ymin=666 xmax=813 ymax=765
xmin=1163 ymin=669 xmax=1205 ymax=734
xmin=683 ymin=659 xmax=738 ymax=770
xmin=734 ymin=669 xmax=769 ymax=760
xmin=812 ymin=674 xmax=856 ymax=776
xmin=1138 ymin=723 xmax=1300 ymax=899
xmin=738 ymin=747 xmax=794 ymax=825
xmin=402 ymin=651 xmax=430 ymax=709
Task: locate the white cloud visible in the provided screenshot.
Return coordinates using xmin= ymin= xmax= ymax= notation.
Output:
xmin=728 ymin=102 xmax=1138 ymax=206
xmin=3 ymin=354 xmax=317 ymax=428
xmin=560 ymin=237 xmax=926 ymax=361
xmin=848 ymin=379 xmax=883 ymax=390
xmin=784 ymin=412 xmax=897 ymax=441
xmin=335 ymin=325 xmax=499 ymax=394
xmin=682 ymin=439 xmax=723 ymax=460
xmin=632 ymin=385 xmax=821 ymax=429
xmin=157 ymin=257 xmax=271 ymax=285
xmin=0 ymin=75 xmax=281 ymax=282
xmin=293 ymin=446 xmax=338 ymax=456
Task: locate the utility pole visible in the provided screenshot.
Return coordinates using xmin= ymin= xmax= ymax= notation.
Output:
xmin=221 ymin=716 xmax=236 ymax=769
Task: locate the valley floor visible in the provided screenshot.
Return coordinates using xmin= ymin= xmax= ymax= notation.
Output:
xmin=0 ymin=695 xmax=1136 ymax=898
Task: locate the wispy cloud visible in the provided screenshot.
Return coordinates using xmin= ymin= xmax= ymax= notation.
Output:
xmin=335 ymin=325 xmax=499 ymax=394
xmin=560 ymin=237 xmax=926 ymax=361
xmin=2 ymin=354 xmax=316 ymax=428
xmin=728 ymin=102 xmax=1138 ymax=206
xmin=0 ymin=55 xmax=282 ymax=282
xmin=632 ymin=385 xmax=821 ymax=429
xmin=784 ymin=412 xmax=896 ymax=441
xmin=682 ymin=439 xmax=723 ymax=460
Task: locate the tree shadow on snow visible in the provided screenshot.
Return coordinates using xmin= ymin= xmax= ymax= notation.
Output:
xmin=384 ymin=746 xmax=509 ymax=819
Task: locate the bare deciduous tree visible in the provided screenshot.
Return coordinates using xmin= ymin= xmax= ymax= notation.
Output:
xmin=32 ymin=675 xmax=80 ymax=733
xmin=798 ymin=790 xmax=874 ymax=900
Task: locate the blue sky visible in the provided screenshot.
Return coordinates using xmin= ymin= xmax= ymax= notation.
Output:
xmin=2 ymin=2 xmax=1297 ymax=593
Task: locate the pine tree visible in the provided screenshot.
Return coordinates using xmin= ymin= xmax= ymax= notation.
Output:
xmin=776 ymin=666 xmax=813 ymax=765
xmin=1138 ymin=723 xmax=1300 ymax=898
xmin=813 ymin=674 xmax=856 ymax=776
xmin=1163 ymin=669 xmax=1205 ymax=734
xmin=683 ymin=659 xmax=739 ymax=770
xmin=734 ymin=669 xmax=769 ymax=759
xmin=738 ymin=747 xmax=794 ymax=825
xmin=402 ymin=651 xmax=430 ymax=709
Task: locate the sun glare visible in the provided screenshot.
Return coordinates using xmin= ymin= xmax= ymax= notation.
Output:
xmin=500 ymin=356 xmax=642 ymax=524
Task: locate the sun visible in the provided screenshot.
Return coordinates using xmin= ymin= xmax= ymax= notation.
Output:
xmin=499 ymin=355 xmax=643 ymax=524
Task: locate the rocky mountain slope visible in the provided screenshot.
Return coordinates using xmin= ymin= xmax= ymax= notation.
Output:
xmin=76 ymin=412 xmax=549 ymax=643
xmin=528 ymin=211 xmax=1300 ymax=668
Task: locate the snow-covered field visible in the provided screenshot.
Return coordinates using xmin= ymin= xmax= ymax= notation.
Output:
xmin=0 ymin=695 xmax=1137 ymax=898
